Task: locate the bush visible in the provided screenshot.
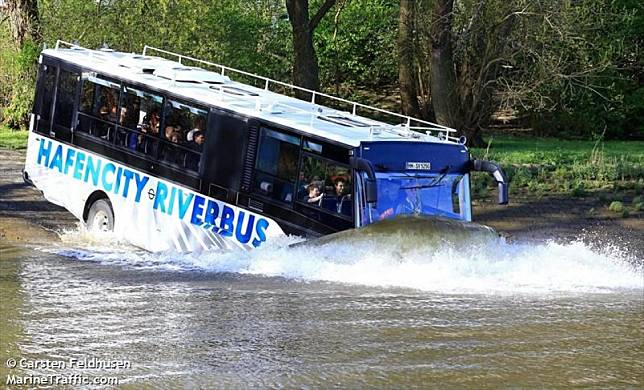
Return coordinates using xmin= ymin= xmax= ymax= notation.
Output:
xmin=0 ymin=37 xmax=39 ymax=130
xmin=608 ymin=201 xmax=624 ymax=213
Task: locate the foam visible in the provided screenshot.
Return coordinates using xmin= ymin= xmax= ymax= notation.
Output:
xmin=43 ymin=224 xmax=643 ymax=295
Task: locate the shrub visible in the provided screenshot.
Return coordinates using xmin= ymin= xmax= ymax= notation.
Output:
xmin=0 ymin=38 xmax=39 ymax=130
xmin=608 ymin=201 xmax=624 ymax=213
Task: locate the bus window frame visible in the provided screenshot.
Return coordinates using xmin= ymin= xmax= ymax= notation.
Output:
xmin=51 ymin=67 xmax=81 ymax=142
xmin=249 ymin=124 xmax=354 ymax=222
xmin=34 ymin=62 xmax=58 ymax=136
xmin=157 ymin=97 xmax=209 ymax=174
xmin=114 ymin=82 xmax=166 ymax=158
xmin=252 ymin=126 xmax=301 ymax=205
xmin=295 ymin=151 xmax=354 ymax=221
xmin=76 ymin=72 xmax=123 ymax=145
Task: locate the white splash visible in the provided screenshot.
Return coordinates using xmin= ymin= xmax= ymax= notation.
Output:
xmin=43 ymin=225 xmax=643 ymax=294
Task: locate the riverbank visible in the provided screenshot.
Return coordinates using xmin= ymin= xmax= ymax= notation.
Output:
xmin=1 ymin=147 xmax=642 ymax=257
xmin=0 ymin=148 xmax=76 ymax=245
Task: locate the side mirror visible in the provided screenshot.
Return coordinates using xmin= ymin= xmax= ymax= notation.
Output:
xmin=471 ymin=159 xmax=509 ymax=205
xmin=365 ymin=178 xmax=378 ymax=203
xmin=350 ymin=157 xmax=378 ymax=204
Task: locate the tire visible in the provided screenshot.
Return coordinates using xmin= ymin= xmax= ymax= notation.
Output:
xmin=86 ymin=199 xmax=114 ymax=233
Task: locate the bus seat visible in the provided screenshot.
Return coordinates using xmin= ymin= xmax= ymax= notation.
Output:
xmin=321 ymin=197 xmax=337 ymax=212
xmin=340 ymin=197 xmax=352 ymax=216
xmin=259 ymin=181 xmax=273 ymax=195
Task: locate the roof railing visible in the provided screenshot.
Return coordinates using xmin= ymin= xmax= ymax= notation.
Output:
xmin=54 ymin=40 xmax=460 ymax=142
xmin=140 ymin=45 xmax=459 ymax=142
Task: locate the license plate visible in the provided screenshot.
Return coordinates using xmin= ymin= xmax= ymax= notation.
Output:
xmin=406 ymin=162 xmax=431 ymax=170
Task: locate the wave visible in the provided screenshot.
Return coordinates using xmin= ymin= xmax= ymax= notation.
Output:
xmin=42 ymin=223 xmax=643 ymax=294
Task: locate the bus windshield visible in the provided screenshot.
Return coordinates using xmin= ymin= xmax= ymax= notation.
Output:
xmin=360 ymin=171 xmax=470 ymax=225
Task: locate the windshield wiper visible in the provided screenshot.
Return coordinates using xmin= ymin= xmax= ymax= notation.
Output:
xmin=400 ymin=166 xmax=450 ymax=190
xmin=389 ymin=172 xmax=436 ymax=179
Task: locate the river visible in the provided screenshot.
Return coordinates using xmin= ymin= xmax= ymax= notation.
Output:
xmin=1 ymin=227 xmax=642 ymax=388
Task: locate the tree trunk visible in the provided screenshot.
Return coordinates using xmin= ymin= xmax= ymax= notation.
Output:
xmin=398 ymin=0 xmax=421 ymax=118
xmin=429 ymin=0 xmax=460 ymax=131
xmin=286 ymin=0 xmax=336 ymax=99
xmin=5 ymin=0 xmax=41 ymax=46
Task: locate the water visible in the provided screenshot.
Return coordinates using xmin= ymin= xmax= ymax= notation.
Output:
xmin=1 ymin=227 xmax=642 ymax=387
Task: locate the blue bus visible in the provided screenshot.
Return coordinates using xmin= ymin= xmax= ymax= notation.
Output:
xmin=24 ymin=40 xmax=508 ymax=252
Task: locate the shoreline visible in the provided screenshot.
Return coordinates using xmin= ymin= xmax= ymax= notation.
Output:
xmin=1 ymin=148 xmax=642 ymax=258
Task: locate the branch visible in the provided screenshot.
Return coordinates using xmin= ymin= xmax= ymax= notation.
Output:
xmin=310 ymin=0 xmax=337 ymax=31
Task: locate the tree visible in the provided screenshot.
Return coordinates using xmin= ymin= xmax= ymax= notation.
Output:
xmin=428 ymin=0 xmax=460 ymax=131
xmin=286 ymin=0 xmax=336 ymax=95
xmin=397 ymin=0 xmax=421 ymax=118
xmin=4 ymin=0 xmax=41 ymax=46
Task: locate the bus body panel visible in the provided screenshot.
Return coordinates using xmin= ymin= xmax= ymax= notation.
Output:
xmin=24 ymin=132 xmax=285 ymax=252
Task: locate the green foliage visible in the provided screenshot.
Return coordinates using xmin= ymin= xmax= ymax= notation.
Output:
xmin=315 ymin=0 xmax=398 ymax=90
xmin=0 ymin=21 xmax=39 ymax=129
xmin=39 ymin=0 xmax=292 ymax=81
xmin=519 ymin=0 xmax=644 ymax=139
xmin=0 ymin=0 xmax=641 ymax=140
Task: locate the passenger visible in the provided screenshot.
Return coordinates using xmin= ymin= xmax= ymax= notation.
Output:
xmin=163 ymin=132 xmax=185 ymax=165
xmin=186 ymin=116 xmax=205 ymax=142
xmin=120 ymin=106 xmax=140 ymax=150
xmin=191 ymin=130 xmax=205 ymax=152
xmin=140 ymin=111 xmax=161 ymax=155
xmin=165 ymin=125 xmax=182 ymax=144
xmin=396 ymin=186 xmax=422 ymax=214
xmin=303 ymin=182 xmax=323 ymax=205
xmin=277 ymin=152 xmax=297 ymax=201
xmin=323 ymin=177 xmax=351 ymax=215
xmin=99 ymin=90 xmax=118 ymax=122
xmin=334 ymin=178 xmax=346 ymax=199
xmin=377 ymin=182 xmax=400 ymax=220
xmin=96 ymin=90 xmax=117 ymax=138
xmin=186 ymin=130 xmax=205 ymax=171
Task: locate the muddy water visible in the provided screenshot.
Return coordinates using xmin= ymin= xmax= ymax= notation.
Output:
xmin=0 ymin=232 xmax=642 ymax=388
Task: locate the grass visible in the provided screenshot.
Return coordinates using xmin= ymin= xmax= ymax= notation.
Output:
xmin=0 ymin=125 xmax=28 ymax=149
xmin=1 ymin=122 xmax=642 ymax=207
xmin=469 ymin=135 xmax=644 ymax=205
xmin=470 ymin=136 xmax=643 ymax=165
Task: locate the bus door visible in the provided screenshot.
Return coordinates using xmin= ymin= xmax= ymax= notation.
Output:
xmin=33 ymin=60 xmax=80 ymax=142
xmin=201 ymin=109 xmax=248 ymax=203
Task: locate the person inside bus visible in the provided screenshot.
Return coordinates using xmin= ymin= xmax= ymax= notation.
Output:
xmin=161 ymin=127 xmax=183 ymax=165
xmin=322 ymin=177 xmax=351 ymax=215
xmin=186 ymin=116 xmax=205 ymax=142
xmin=186 ymin=130 xmax=205 ymax=171
xmin=139 ymin=110 xmax=161 ymax=155
xmin=377 ymin=181 xmax=401 ymax=220
xmin=396 ymin=185 xmax=422 ymax=215
xmin=277 ymin=152 xmax=298 ymax=202
xmin=120 ymin=105 xmax=140 ymax=150
xmin=96 ymin=89 xmax=118 ymax=138
xmin=303 ymin=182 xmax=324 ymax=205
xmin=99 ymin=89 xmax=118 ymax=122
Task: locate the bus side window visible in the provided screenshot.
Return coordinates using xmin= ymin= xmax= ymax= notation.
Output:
xmin=53 ymin=69 xmax=80 ymax=131
xmin=77 ymin=74 xmax=120 ymax=142
xmin=116 ymin=87 xmax=163 ymax=158
xmin=297 ymin=154 xmax=353 ymax=217
xmin=253 ymin=128 xmax=300 ymax=204
xmin=35 ymin=64 xmax=57 ymax=134
xmin=161 ymin=99 xmax=207 ymax=171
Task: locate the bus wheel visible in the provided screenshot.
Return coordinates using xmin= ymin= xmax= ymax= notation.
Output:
xmin=86 ymin=199 xmax=114 ymax=232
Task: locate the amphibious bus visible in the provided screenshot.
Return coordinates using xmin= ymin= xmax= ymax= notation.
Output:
xmin=24 ymin=40 xmax=508 ymax=252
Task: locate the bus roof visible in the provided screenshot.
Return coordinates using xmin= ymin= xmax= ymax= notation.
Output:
xmin=42 ymin=40 xmax=460 ymax=148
